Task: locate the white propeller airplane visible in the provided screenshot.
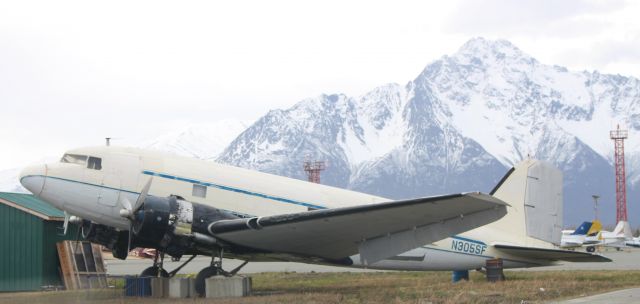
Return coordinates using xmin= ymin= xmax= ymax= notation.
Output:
xmin=19 ymin=146 xmax=609 ymax=294
xmin=589 ymin=221 xmax=634 ymax=250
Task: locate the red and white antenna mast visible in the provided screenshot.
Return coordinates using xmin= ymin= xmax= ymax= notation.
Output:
xmin=610 ymin=125 xmax=629 ymax=223
xmin=303 ymin=157 xmax=326 ymax=184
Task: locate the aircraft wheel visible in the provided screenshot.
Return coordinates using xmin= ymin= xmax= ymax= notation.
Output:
xmin=140 ymin=266 xmax=169 ymax=278
xmin=112 ymin=231 xmax=130 ymax=260
xmin=586 ymin=246 xmax=595 ymax=253
xmin=112 ymin=245 xmax=129 ymax=260
xmin=195 ymin=266 xmax=220 ymax=297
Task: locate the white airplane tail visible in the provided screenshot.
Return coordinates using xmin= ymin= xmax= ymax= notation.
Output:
xmin=489 ymin=159 xmax=563 ymax=246
xmin=611 ymin=221 xmax=633 ymax=238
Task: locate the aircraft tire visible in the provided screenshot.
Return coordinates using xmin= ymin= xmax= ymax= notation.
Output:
xmin=586 ymin=246 xmax=595 ymax=253
xmin=112 ymin=246 xmax=129 ymax=260
xmin=195 ymin=266 xmax=220 ymax=296
xmin=140 ymin=266 xmax=169 ymax=278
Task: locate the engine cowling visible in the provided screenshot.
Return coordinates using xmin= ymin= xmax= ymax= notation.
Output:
xmin=130 ymin=195 xmax=239 ymax=257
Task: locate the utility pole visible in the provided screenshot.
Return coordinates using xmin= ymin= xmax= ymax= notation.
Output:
xmin=592 ymin=195 xmax=600 ymax=221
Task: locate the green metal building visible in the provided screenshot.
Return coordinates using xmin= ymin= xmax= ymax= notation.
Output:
xmin=0 ymin=192 xmax=77 ymax=292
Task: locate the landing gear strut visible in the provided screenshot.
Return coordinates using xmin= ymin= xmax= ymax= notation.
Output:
xmin=140 ymin=251 xmax=169 ymax=277
xmin=195 ymin=248 xmax=224 ymax=296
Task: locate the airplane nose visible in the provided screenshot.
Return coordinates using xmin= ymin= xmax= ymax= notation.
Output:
xmin=19 ymin=164 xmax=46 ymax=196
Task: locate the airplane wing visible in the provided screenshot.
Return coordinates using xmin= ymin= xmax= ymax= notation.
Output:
xmin=208 ymin=192 xmax=507 ymax=265
xmin=560 ymin=241 xmax=583 ymax=248
xmin=493 ymin=244 xmax=611 ymax=262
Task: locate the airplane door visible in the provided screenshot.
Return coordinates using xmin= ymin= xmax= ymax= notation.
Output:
xmin=99 ymin=153 xmax=141 ymax=207
xmin=99 ymin=172 xmax=120 ymax=207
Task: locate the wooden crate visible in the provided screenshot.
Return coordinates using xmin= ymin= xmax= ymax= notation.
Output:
xmin=56 ymin=241 xmax=108 ymax=290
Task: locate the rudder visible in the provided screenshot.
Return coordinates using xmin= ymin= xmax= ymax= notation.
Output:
xmin=490 ymin=159 xmax=563 ymax=246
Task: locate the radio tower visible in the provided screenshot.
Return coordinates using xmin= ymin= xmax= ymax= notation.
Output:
xmin=303 ymin=158 xmax=326 ymax=184
xmin=610 ymin=125 xmax=629 ymax=223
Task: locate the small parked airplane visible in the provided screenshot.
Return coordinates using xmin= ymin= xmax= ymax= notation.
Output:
xmin=561 ymin=221 xmax=594 ymax=248
xmin=626 ymin=236 xmax=640 ymax=248
xmin=562 ymin=220 xmax=637 ymax=252
xmin=20 ymin=146 xmax=608 ymax=294
xmin=560 ymin=220 xmax=602 ymax=250
xmin=593 ymin=221 xmax=634 ymax=249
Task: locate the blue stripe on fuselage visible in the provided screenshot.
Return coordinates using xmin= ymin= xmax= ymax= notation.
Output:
xmin=23 ymin=174 xmax=257 ymax=218
xmin=141 ymin=170 xmax=327 ymax=211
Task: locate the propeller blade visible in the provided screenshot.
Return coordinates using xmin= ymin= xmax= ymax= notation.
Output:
xmin=121 ymin=196 xmax=132 ymax=211
xmin=133 ymin=177 xmax=153 ymax=213
xmin=127 ymin=223 xmax=133 ymax=254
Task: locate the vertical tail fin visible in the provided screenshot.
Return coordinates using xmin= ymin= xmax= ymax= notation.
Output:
xmin=586 ymin=220 xmax=602 ymax=236
xmin=571 ymin=221 xmax=593 ymax=236
xmin=612 ymin=221 xmax=633 ymax=238
xmin=490 ymin=159 xmax=563 ymax=246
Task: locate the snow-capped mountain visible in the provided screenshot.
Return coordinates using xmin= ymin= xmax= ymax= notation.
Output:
xmin=143 ymin=119 xmax=251 ymax=160
xmin=218 ymin=38 xmax=640 ymax=227
xmin=5 ymin=38 xmax=638 ymax=227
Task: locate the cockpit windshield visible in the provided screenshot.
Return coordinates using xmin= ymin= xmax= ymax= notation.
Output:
xmin=60 ymin=153 xmax=102 ymax=170
xmin=60 ymin=154 xmax=88 ymax=165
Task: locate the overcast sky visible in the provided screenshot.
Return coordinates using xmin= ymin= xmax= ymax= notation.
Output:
xmin=1 ymin=0 xmax=639 ymax=170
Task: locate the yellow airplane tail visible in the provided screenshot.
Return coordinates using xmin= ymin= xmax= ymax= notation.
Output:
xmin=587 ymin=220 xmax=602 ymax=236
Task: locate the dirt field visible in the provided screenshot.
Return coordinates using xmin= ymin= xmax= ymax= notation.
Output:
xmin=2 ymin=270 xmax=640 ymax=304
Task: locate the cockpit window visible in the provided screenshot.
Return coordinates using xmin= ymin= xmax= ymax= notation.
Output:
xmin=60 ymin=154 xmax=88 ymax=165
xmin=88 ymin=157 xmax=102 ymax=170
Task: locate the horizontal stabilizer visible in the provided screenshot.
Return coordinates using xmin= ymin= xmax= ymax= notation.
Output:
xmin=209 ymin=193 xmax=508 ymax=264
xmin=494 ymin=244 xmax=611 ymax=262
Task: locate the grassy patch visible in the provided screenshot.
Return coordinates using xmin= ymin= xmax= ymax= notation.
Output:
xmin=1 ymin=271 xmax=640 ymax=303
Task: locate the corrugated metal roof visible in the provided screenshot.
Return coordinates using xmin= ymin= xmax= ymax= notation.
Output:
xmin=0 ymin=192 xmax=64 ymax=219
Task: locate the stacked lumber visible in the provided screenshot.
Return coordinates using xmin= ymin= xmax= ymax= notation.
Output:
xmin=56 ymin=241 xmax=108 ymax=289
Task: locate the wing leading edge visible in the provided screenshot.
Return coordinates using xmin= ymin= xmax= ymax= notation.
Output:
xmin=208 ymin=192 xmax=508 ymax=265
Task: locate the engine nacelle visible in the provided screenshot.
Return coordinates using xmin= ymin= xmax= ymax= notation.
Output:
xmin=131 ymin=195 xmax=239 ymax=257
xmin=132 ymin=196 xmax=174 ymax=245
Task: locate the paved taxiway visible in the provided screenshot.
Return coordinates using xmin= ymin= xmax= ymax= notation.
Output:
xmin=558 ymin=287 xmax=640 ymax=303
xmin=105 ymin=248 xmax=640 ymax=275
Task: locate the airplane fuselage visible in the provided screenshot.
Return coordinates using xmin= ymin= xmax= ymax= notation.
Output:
xmin=20 ymin=146 xmax=560 ymax=271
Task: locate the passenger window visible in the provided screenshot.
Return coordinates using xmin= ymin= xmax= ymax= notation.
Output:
xmin=192 ymin=184 xmax=207 ymax=198
xmin=61 ymin=154 xmax=88 ymax=166
xmin=88 ymin=157 xmax=102 ymax=170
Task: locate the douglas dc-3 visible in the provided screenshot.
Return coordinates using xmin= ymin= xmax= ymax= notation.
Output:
xmin=19 ymin=146 xmax=609 ymax=294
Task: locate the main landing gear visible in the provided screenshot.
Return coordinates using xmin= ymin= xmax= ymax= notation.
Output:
xmin=138 ymin=251 xmax=197 ymax=278
xmin=137 ymin=248 xmax=248 ymax=297
xmin=140 ymin=252 xmax=169 ymax=278
xmin=193 ymin=249 xmax=249 ymax=297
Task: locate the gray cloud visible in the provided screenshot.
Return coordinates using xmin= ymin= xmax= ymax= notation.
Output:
xmin=444 ymin=0 xmax=626 ymax=37
xmin=551 ymin=34 xmax=640 ymax=75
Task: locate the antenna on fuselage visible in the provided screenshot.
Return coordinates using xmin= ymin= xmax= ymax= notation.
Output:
xmin=105 ymin=137 xmax=111 ymax=146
